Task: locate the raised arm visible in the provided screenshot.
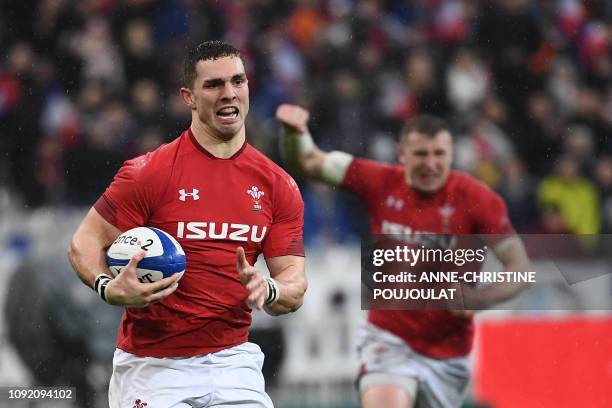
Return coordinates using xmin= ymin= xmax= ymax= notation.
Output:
xmin=236 ymin=247 xmax=307 ymax=316
xmin=68 ymin=208 xmax=180 ymax=307
xmin=276 ymin=103 xmax=353 ymax=186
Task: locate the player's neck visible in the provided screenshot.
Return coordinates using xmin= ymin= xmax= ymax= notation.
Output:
xmin=190 ymin=122 xmax=246 ymax=159
xmin=405 ymin=178 xmax=443 ymax=198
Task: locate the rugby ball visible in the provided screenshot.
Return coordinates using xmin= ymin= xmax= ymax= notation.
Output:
xmin=106 ymin=227 xmax=186 ymax=283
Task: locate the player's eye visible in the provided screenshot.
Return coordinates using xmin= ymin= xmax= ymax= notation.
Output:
xmin=204 ymin=81 xmax=223 ymax=89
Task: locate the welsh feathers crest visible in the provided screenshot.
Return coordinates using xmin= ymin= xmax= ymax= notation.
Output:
xmin=247 ymin=186 xmax=265 ymax=211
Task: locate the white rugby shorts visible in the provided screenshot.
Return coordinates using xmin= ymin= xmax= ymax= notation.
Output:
xmin=357 ymin=322 xmax=470 ymax=408
xmin=109 ymin=342 xmax=273 ymax=408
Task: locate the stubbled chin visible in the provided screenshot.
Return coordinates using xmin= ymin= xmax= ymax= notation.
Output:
xmin=418 ymin=176 xmax=439 ymax=184
xmin=413 ymin=177 xmax=443 ymax=193
xmin=215 ymin=121 xmax=243 ymax=139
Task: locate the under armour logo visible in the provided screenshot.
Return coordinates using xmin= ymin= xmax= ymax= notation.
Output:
xmin=179 ymin=188 xmax=200 ymax=201
xmin=133 ymin=399 xmax=148 ymax=408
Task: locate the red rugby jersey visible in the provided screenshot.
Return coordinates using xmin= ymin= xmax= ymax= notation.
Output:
xmin=95 ymin=130 xmax=304 ymax=357
xmin=343 ymin=158 xmax=513 ymax=359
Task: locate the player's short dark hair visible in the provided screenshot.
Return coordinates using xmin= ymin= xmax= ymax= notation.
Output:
xmin=400 ymin=115 xmax=450 ymax=143
xmin=183 ymin=40 xmax=243 ymax=88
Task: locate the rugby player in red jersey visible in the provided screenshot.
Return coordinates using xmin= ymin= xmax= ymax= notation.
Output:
xmin=68 ymin=41 xmax=306 ymax=408
xmin=277 ymin=104 xmax=529 ymax=408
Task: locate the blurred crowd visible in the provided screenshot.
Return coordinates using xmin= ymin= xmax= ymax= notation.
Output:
xmin=1 ymin=0 xmax=612 ymax=239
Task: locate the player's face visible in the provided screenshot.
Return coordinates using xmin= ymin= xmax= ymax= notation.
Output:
xmin=185 ymin=56 xmax=250 ymax=140
xmin=398 ymin=130 xmax=453 ymax=194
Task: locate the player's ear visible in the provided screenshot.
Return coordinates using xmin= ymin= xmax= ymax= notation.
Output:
xmin=397 ymin=143 xmax=407 ymax=165
xmin=180 ymin=87 xmax=196 ymax=109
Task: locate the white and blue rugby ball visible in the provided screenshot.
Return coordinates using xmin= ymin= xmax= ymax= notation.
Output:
xmin=106 ymin=227 xmax=186 ymax=283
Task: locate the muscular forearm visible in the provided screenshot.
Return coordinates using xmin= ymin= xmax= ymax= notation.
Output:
xmin=265 ymin=264 xmax=307 ymax=316
xmin=68 ymin=208 xmax=121 ymax=289
xmin=68 ymin=233 xmax=111 ymax=289
xmin=280 ymin=129 xmax=353 ymax=186
xmin=264 ymin=281 xmax=307 ymax=315
xmin=280 ymin=128 xmax=323 ymax=175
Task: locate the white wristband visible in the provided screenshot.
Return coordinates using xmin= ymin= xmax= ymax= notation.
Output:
xmin=264 ymin=277 xmax=280 ymax=305
xmin=94 ymin=273 xmax=113 ymax=302
xmin=320 ymin=150 xmax=354 ymax=186
xmin=280 ymin=129 xmax=316 ymax=161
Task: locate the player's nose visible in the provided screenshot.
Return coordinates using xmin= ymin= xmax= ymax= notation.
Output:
xmin=220 ymin=81 xmax=237 ymax=100
xmin=423 ymin=155 xmax=438 ymax=169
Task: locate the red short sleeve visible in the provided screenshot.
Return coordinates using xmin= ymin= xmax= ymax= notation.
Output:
xmin=471 ymin=185 xmax=514 ymax=235
xmin=463 ymin=178 xmax=515 ymax=246
xmin=262 ymin=174 xmax=305 ymax=258
xmin=93 ymin=155 xmax=158 ymax=231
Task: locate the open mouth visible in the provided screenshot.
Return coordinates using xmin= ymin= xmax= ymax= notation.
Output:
xmin=216 ymin=106 xmax=239 ymax=120
xmin=418 ymin=173 xmax=440 ymax=184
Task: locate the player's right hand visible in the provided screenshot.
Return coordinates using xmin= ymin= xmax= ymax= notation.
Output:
xmin=104 ymin=252 xmax=180 ymax=308
xmin=236 ymin=246 xmax=267 ymax=310
xmin=276 ymin=104 xmax=310 ymax=134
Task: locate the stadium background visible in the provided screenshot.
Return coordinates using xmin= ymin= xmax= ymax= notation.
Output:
xmin=0 ymin=0 xmax=611 ymax=407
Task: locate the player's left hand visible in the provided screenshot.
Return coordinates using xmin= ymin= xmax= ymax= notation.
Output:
xmin=236 ymin=246 xmax=266 ymax=310
xmin=276 ymin=104 xmax=310 ymax=133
